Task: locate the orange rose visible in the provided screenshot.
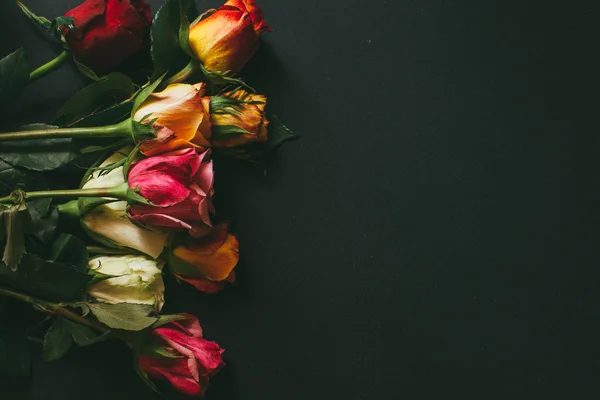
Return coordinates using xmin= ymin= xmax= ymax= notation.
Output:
xmin=168 ymin=223 xmax=239 ymax=293
xmin=208 ymin=89 xmax=269 ymax=147
xmin=188 ymin=0 xmax=271 ymax=74
xmin=134 ymin=82 xmax=212 ymax=156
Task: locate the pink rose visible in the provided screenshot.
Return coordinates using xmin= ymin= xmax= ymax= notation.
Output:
xmin=138 ymin=315 xmax=225 ymax=397
xmin=127 ymin=148 xmax=214 ymax=238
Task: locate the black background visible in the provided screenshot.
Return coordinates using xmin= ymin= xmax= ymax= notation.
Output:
xmin=1 ymin=0 xmax=599 ymax=399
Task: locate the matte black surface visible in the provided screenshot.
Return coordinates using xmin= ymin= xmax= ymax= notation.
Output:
xmin=1 ymin=1 xmax=599 ymax=399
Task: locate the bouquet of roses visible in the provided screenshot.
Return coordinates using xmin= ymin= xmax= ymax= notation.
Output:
xmin=0 ymin=0 xmax=294 ymax=397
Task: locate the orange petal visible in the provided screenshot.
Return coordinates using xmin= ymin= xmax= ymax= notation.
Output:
xmin=173 ymin=271 xmax=236 ymax=294
xmin=172 ymin=224 xmax=240 ymax=282
xmin=134 ymin=83 xmax=207 ymax=143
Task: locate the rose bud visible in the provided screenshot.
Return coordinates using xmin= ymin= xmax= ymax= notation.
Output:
xmin=64 ymin=0 xmax=151 ymax=72
xmin=188 ymin=0 xmax=271 ymax=74
xmin=207 ymin=89 xmax=269 ymax=147
xmin=127 ymin=147 xmax=215 ymax=238
xmin=135 ymin=83 xmax=268 ymax=155
xmin=81 ymin=150 xmax=169 ymax=259
xmin=168 ymin=223 xmax=239 ymax=294
xmin=137 ymin=314 xmax=225 ymax=397
xmin=87 ymin=255 xmax=165 ymax=311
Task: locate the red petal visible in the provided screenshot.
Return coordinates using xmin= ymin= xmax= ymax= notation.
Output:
xmin=138 ymin=356 xmax=202 ymax=397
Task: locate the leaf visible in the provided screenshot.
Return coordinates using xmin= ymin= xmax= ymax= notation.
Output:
xmin=1 ymin=202 xmax=29 ymax=271
xmin=48 ymin=234 xmax=88 ymax=273
xmin=42 ymin=318 xmax=73 ymax=362
xmin=74 ymin=102 xmax=133 ymax=128
xmin=17 ymin=1 xmax=52 ymax=30
xmin=54 ymin=73 xmax=135 ymax=126
xmin=88 ymin=303 xmax=158 ymax=331
xmin=150 ymin=0 xmax=198 ymax=80
xmin=0 ymin=158 xmax=56 ymax=193
xmin=0 ymin=322 xmax=30 ymax=377
xmin=0 ymin=254 xmax=91 ymax=302
xmin=131 ymin=74 xmax=166 ymax=114
xmin=178 ymin=0 xmax=194 ymax=57
xmin=0 ymin=132 xmax=80 ymax=171
xmin=62 ymin=319 xmax=102 ymax=346
xmin=217 ymin=115 xmax=298 ymax=161
xmin=26 ymin=198 xmax=58 ymax=244
xmin=150 ymin=314 xmax=187 ymax=329
xmin=73 ymin=57 xmax=100 ymax=81
xmin=0 ymin=48 xmax=29 ymax=105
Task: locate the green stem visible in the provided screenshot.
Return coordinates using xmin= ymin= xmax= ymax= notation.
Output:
xmin=0 ymin=287 xmax=108 ymax=333
xmin=29 ymin=50 xmax=71 ymax=82
xmin=87 ymin=246 xmax=134 ymax=255
xmin=0 ymin=183 xmax=129 ymax=204
xmin=165 ymin=59 xmax=200 ymax=86
xmin=0 ymin=119 xmax=134 ymax=142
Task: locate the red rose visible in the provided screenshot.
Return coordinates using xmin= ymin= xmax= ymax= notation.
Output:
xmin=138 ymin=315 xmax=225 ymax=397
xmin=127 ymin=147 xmax=214 ymax=238
xmin=64 ymin=0 xmax=151 ymax=72
xmin=188 ymin=0 xmax=271 ymax=74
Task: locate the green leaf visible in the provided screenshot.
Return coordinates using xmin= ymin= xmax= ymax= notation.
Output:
xmin=0 ymin=254 xmax=91 ymax=302
xmin=0 ymin=130 xmax=80 ymax=171
xmin=73 ymin=57 xmax=100 ymax=81
xmin=54 ymin=73 xmax=135 ymax=126
xmin=42 ymin=318 xmax=73 ymax=362
xmin=26 ymin=198 xmax=58 ymax=244
xmin=48 ymin=234 xmax=88 ymax=273
xmin=178 ymin=0 xmax=194 ymax=57
xmin=217 ymin=115 xmax=298 ymax=161
xmin=0 ymin=158 xmax=57 ymax=193
xmin=131 ymin=74 xmax=166 ymax=114
xmin=62 ymin=319 xmax=102 ymax=346
xmin=150 ymin=314 xmax=187 ymax=329
xmin=88 ymin=303 xmax=158 ymax=331
xmin=74 ymin=102 xmax=133 ymax=128
xmin=0 ymin=322 xmax=30 ymax=377
xmin=150 ymin=0 xmax=198 ymax=80
xmin=17 ymin=1 xmax=52 ymax=30
xmin=1 ymin=202 xmax=29 ymax=271
xmin=0 ymin=48 xmax=29 ymax=105
xmin=212 ymin=124 xmax=253 ymax=140
xmin=199 ymin=62 xmax=254 ymax=91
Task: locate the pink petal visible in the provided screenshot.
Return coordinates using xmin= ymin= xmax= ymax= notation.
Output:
xmin=129 ymin=173 xmax=190 ymax=207
xmin=129 ymin=212 xmax=192 ymax=230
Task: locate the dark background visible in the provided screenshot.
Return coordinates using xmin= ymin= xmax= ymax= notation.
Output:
xmin=1 ymin=0 xmax=599 ymax=399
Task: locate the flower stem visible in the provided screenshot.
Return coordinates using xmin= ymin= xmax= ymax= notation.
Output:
xmin=29 ymin=50 xmax=71 ymax=83
xmin=165 ymin=59 xmax=200 ymax=86
xmin=87 ymin=246 xmax=134 ymax=255
xmin=0 ymin=287 xmax=109 ymax=333
xmin=0 ymin=183 xmax=129 ymax=204
xmin=0 ymin=119 xmax=135 ymax=142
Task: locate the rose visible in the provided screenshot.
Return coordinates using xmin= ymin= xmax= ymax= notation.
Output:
xmin=135 ymin=84 xmax=268 ymax=156
xmin=135 ymin=83 xmax=212 ymax=156
xmin=87 ymin=255 xmax=165 ymax=311
xmin=64 ymin=0 xmax=151 ymax=72
xmin=80 ymin=149 xmax=169 ymax=259
xmin=127 ymin=147 xmax=214 ymax=239
xmin=79 ymin=146 xmax=214 ymax=256
xmin=208 ymin=89 xmax=269 ymax=147
xmin=168 ymin=223 xmax=239 ymax=294
xmin=188 ymin=0 xmax=271 ymax=74
xmin=137 ymin=315 xmax=225 ymax=397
